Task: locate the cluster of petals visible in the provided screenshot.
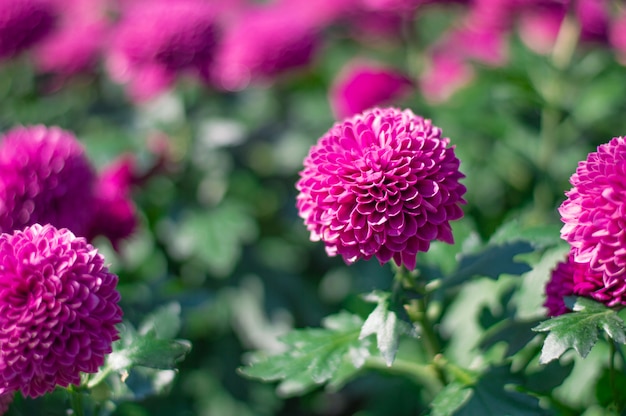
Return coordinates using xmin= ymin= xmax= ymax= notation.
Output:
xmin=296 ymin=107 xmax=466 ymax=270
xmin=0 ymin=125 xmax=96 ymax=236
xmin=0 ymin=224 xmax=122 ymax=397
xmin=329 ymin=60 xmax=413 ymax=119
xmin=0 ymin=0 xmax=57 ymax=60
xmin=545 ymin=252 xmax=626 ymax=317
xmin=558 ymin=136 xmax=626 ymax=305
xmin=106 ymin=0 xmax=219 ymax=101
xmin=0 ymin=125 xmax=138 ymax=248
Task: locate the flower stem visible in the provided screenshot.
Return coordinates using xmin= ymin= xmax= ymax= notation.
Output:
xmin=364 ymin=356 xmax=443 ymax=396
xmin=68 ymin=385 xmax=86 ymax=416
xmin=394 ymin=265 xmax=446 ymax=384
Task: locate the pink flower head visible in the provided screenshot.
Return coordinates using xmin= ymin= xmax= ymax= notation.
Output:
xmin=296 ymin=107 xmax=466 ymax=270
xmin=330 ymin=60 xmax=413 ymax=119
xmin=610 ymin=12 xmax=626 ymax=65
xmin=559 ymin=137 xmax=626 ymax=301
xmin=0 ymin=224 xmax=122 ymax=397
xmin=0 ymin=0 xmax=57 ymax=59
xmin=107 ymin=0 xmax=219 ymax=101
xmin=87 ymin=154 xmax=138 ymax=250
xmin=211 ymin=4 xmax=320 ymax=91
xmin=419 ymin=51 xmax=475 ymax=103
xmin=544 ymin=255 xmax=576 ymax=316
xmin=517 ymin=3 xmax=565 ymax=55
xmin=0 ymin=125 xmax=96 ymax=236
xmin=34 ymin=21 xmax=108 ymax=76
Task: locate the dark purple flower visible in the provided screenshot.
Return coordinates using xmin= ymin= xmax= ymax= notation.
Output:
xmin=0 ymin=125 xmax=96 ymax=236
xmin=296 ymin=107 xmax=466 ymax=270
xmin=544 ymin=255 xmax=576 ymax=317
xmin=106 ymin=0 xmax=218 ymax=101
xmin=559 ymin=136 xmax=626 ymax=305
xmin=87 ymin=154 xmax=138 ymax=250
xmin=0 ymin=0 xmax=57 ymax=60
xmin=0 ymin=224 xmax=122 ymax=397
xmin=329 ymin=60 xmax=413 ymax=119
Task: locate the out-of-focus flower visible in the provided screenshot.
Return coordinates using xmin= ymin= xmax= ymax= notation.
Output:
xmin=329 ymin=60 xmax=413 ymax=119
xmin=559 ymin=136 xmax=626 ymax=300
xmin=34 ymin=21 xmax=108 ymax=76
xmin=0 ymin=125 xmax=96 ymax=236
xmin=544 ymin=255 xmax=576 ymax=316
xmin=210 ymin=4 xmax=320 ymax=91
xmin=610 ymin=12 xmax=626 ymax=64
xmin=419 ymin=51 xmax=475 ymax=103
xmin=0 ymin=0 xmax=57 ymax=60
xmin=87 ymin=154 xmax=138 ymax=250
xmin=0 ymin=393 xmax=13 ymax=415
xmin=0 ymin=224 xmax=122 ymax=397
xmin=296 ymin=107 xmax=466 ymax=270
xmin=106 ymin=0 xmax=219 ymax=101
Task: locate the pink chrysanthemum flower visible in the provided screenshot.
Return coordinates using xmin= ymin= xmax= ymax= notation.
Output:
xmin=559 ymin=136 xmax=626 ymax=304
xmin=0 ymin=125 xmax=96 ymax=236
xmin=87 ymin=154 xmax=138 ymax=250
xmin=210 ymin=5 xmax=319 ymax=91
xmin=0 ymin=224 xmax=122 ymax=397
xmin=329 ymin=60 xmax=413 ymax=119
xmin=106 ymin=0 xmax=218 ymax=101
xmin=296 ymin=107 xmax=466 ymax=270
xmin=544 ymin=255 xmax=576 ymax=317
xmin=0 ymin=0 xmax=56 ymax=60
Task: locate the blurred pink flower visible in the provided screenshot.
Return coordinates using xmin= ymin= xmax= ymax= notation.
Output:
xmin=87 ymin=154 xmax=138 ymax=250
xmin=610 ymin=12 xmax=626 ymax=64
xmin=419 ymin=51 xmax=475 ymax=103
xmin=296 ymin=107 xmax=466 ymax=270
xmin=517 ymin=3 xmax=564 ymax=55
xmin=34 ymin=21 xmax=108 ymax=76
xmin=210 ymin=4 xmax=320 ymax=91
xmin=0 ymin=125 xmax=96 ymax=236
xmin=0 ymin=0 xmax=57 ymax=60
xmin=107 ymin=0 xmax=219 ymax=101
xmin=330 ymin=60 xmax=413 ymax=119
xmin=559 ymin=136 xmax=626 ymax=303
xmin=0 ymin=393 xmax=13 ymax=415
xmin=0 ymin=224 xmax=122 ymax=397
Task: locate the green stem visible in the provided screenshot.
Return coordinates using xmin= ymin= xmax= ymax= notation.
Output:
xmin=394 ymin=266 xmax=446 ymax=384
xmin=68 ymin=385 xmax=86 ymax=416
xmin=364 ymin=356 xmax=443 ymax=396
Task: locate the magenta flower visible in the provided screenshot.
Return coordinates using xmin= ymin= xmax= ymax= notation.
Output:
xmin=106 ymin=0 xmax=218 ymax=101
xmin=87 ymin=154 xmax=138 ymax=250
xmin=544 ymin=255 xmax=576 ymax=317
xmin=419 ymin=51 xmax=475 ymax=103
xmin=0 ymin=125 xmax=96 ymax=236
xmin=34 ymin=21 xmax=108 ymax=77
xmin=559 ymin=136 xmax=626 ymax=305
xmin=610 ymin=12 xmax=626 ymax=64
xmin=210 ymin=4 xmax=319 ymax=91
xmin=296 ymin=107 xmax=466 ymax=270
xmin=0 ymin=224 xmax=122 ymax=397
xmin=329 ymin=60 xmax=413 ymax=119
xmin=0 ymin=0 xmax=56 ymax=60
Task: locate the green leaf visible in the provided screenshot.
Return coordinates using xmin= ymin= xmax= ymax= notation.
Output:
xmin=488 ymin=220 xmax=564 ymax=249
xmin=444 ymin=241 xmax=534 ymax=287
xmin=138 ymin=302 xmax=182 ymax=340
xmin=239 ymin=311 xmax=368 ymax=397
xmin=431 ymin=365 xmax=543 ymax=416
xmin=359 ymin=291 xmax=415 ymax=366
xmin=479 ymin=318 xmax=543 ymax=357
xmin=108 ymin=324 xmax=192 ymax=371
xmin=533 ymin=297 xmax=626 ymax=364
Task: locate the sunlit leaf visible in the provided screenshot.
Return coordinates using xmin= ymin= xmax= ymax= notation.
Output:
xmin=533 ymin=297 xmax=626 ymax=364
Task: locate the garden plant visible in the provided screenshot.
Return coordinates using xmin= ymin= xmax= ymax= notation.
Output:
xmin=0 ymin=0 xmax=626 ymax=415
